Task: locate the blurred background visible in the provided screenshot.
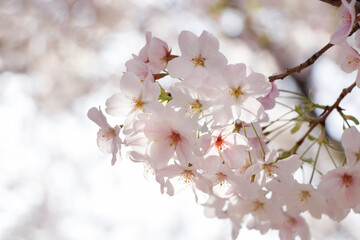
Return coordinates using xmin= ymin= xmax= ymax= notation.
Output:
xmin=1 ymin=0 xmax=360 ymax=239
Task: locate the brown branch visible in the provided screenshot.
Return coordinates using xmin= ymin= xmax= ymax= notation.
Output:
xmin=319 ymin=0 xmax=360 ymax=13
xmin=291 ymin=82 xmax=357 ymax=154
xmin=269 ymin=43 xmax=333 ymax=82
xmin=269 ymin=23 xmax=360 ymax=82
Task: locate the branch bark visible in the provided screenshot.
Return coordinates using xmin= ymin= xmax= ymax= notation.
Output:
xmin=269 ymin=23 xmax=360 ymax=82
xmin=319 ymin=0 xmax=360 ymax=13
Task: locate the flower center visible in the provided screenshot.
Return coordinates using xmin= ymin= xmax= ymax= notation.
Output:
xmin=342 ymin=173 xmax=353 ymax=188
xmin=215 ymin=172 xmax=227 ymax=186
xmin=346 ymin=56 xmax=360 ymax=68
xmin=191 ymin=54 xmax=206 ymax=67
xmin=101 ymin=129 xmax=115 ymax=141
xmin=214 ymin=134 xmax=227 ymax=151
xmin=185 ymin=99 xmax=202 ymax=116
xmin=252 ymin=200 xmax=264 ymax=212
xmin=167 ymin=131 xmax=181 ymax=149
xmin=342 ymin=11 xmax=351 ymax=23
xmin=299 ymin=190 xmax=310 ymax=202
xmin=229 ymin=87 xmax=244 ymax=100
xmin=179 ymin=170 xmax=195 ymax=184
xmin=131 ymin=97 xmax=144 ymax=112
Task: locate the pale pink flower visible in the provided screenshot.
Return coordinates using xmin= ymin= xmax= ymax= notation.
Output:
xmin=206 ymin=127 xmax=249 ymax=169
xmin=125 ymin=57 xmax=153 ymax=81
xmin=211 ymin=63 xmax=271 ymax=123
xmin=341 ymin=126 xmax=360 ymax=166
xmin=105 ymin=72 xmax=162 ymax=135
xmin=330 ymin=0 xmax=356 ymax=44
xmin=277 ymin=213 xmax=310 ymax=240
xmin=236 ymin=195 xmax=284 ymax=234
xmin=246 ymin=150 xmax=301 ymax=192
xmin=323 ymin=198 xmax=350 ymax=221
xmin=257 ymin=82 xmax=279 ymax=110
xmin=285 ymin=182 xmax=326 ymax=219
xmin=203 ymin=194 xmax=228 ymax=219
xmin=143 ymin=108 xmax=198 ymax=167
xmin=167 ymin=30 xmax=227 ymax=88
xmin=166 ymin=85 xmax=211 ymax=119
xmin=201 ymin=155 xmax=240 ymax=198
xmin=156 ymin=161 xmax=212 ymax=202
xmin=87 ymin=107 xmax=122 ymax=165
xmin=336 ymin=42 xmax=360 ymax=87
xmin=126 ymin=32 xmax=173 ymax=79
xmin=318 ymin=166 xmax=360 ymax=209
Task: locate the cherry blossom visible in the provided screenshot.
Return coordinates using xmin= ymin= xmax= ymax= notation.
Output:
xmin=143 ymin=108 xmax=198 ymax=167
xmin=318 ymin=166 xmax=360 ymax=209
xmin=87 ymin=107 xmax=122 ymax=165
xmin=284 ymin=182 xmax=325 ymax=219
xmin=276 ymin=213 xmax=310 ymax=240
xmin=330 ymin=0 xmax=356 ymax=44
xmin=211 ymin=63 xmax=271 ymax=123
xmin=337 ymin=42 xmax=360 ymax=87
xmin=167 ymin=30 xmax=227 ymax=88
xmin=341 ymin=126 xmax=360 ymax=166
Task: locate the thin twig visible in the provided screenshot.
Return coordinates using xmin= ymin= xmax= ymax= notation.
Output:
xmin=269 ymin=23 xmax=360 ymax=82
xmin=291 ymin=82 xmax=356 ymax=154
xmin=269 ymin=43 xmax=333 ymax=82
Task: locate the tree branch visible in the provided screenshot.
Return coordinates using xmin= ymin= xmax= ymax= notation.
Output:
xmin=269 ymin=43 xmax=333 ymax=82
xmin=269 ymin=23 xmax=360 ymax=82
xmin=291 ymin=82 xmax=357 ymax=154
xmin=319 ymin=0 xmax=360 ymax=12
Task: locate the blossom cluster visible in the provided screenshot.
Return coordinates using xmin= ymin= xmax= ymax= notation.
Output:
xmin=88 ymin=3 xmax=360 ymax=237
xmin=333 ymin=0 xmax=360 ymax=88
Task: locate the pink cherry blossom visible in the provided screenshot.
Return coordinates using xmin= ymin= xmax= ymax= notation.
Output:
xmin=87 ymin=107 xmax=122 ymax=165
xmin=330 ymin=0 xmax=356 ymax=44
xmin=143 ymin=108 xmax=198 ymax=167
xmin=318 ymin=166 xmax=360 ymax=209
xmin=341 ymin=126 xmax=360 ymax=166
xmin=336 ymin=42 xmax=360 ymax=87
xmin=246 ymin=150 xmax=301 ymax=191
xmin=284 ymin=182 xmax=326 ymax=219
xmin=277 ymin=213 xmax=310 ymax=240
xmin=257 ymin=82 xmax=279 ymax=110
xmin=156 ymin=161 xmax=212 ymax=202
xmin=106 ymin=72 xmax=161 ymax=116
xmin=167 ymin=30 xmax=227 ymax=88
xmin=211 ymin=63 xmax=271 ymax=123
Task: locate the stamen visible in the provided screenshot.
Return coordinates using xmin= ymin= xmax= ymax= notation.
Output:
xmin=253 ymin=200 xmax=264 ymax=212
xmin=229 ymin=87 xmax=244 ymax=100
xmin=346 ymin=56 xmax=360 ymax=68
xmin=179 ymin=170 xmax=195 ymax=184
xmin=215 ymin=172 xmax=227 ymax=186
xmin=214 ymin=134 xmax=227 ymax=151
xmin=191 ymin=54 xmax=206 ymax=67
xmin=167 ymin=131 xmax=181 ymax=149
xmin=342 ymin=173 xmax=353 ymax=188
xmin=184 ymin=99 xmax=202 ymax=116
xmin=101 ymin=129 xmax=115 ymax=141
xmin=131 ymin=97 xmax=144 ymax=112
xmin=342 ymin=12 xmax=351 ymax=23
xmin=299 ymin=190 xmax=310 ymax=202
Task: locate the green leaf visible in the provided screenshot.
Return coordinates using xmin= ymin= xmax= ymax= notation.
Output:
xmin=291 ymin=121 xmax=302 ymax=134
xmin=307 ymin=135 xmax=316 ymax=141
xmin=344 ymin=115 xmax=359 ymax=125
xmin=294 ymin=105 xmax=303 ymax=116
